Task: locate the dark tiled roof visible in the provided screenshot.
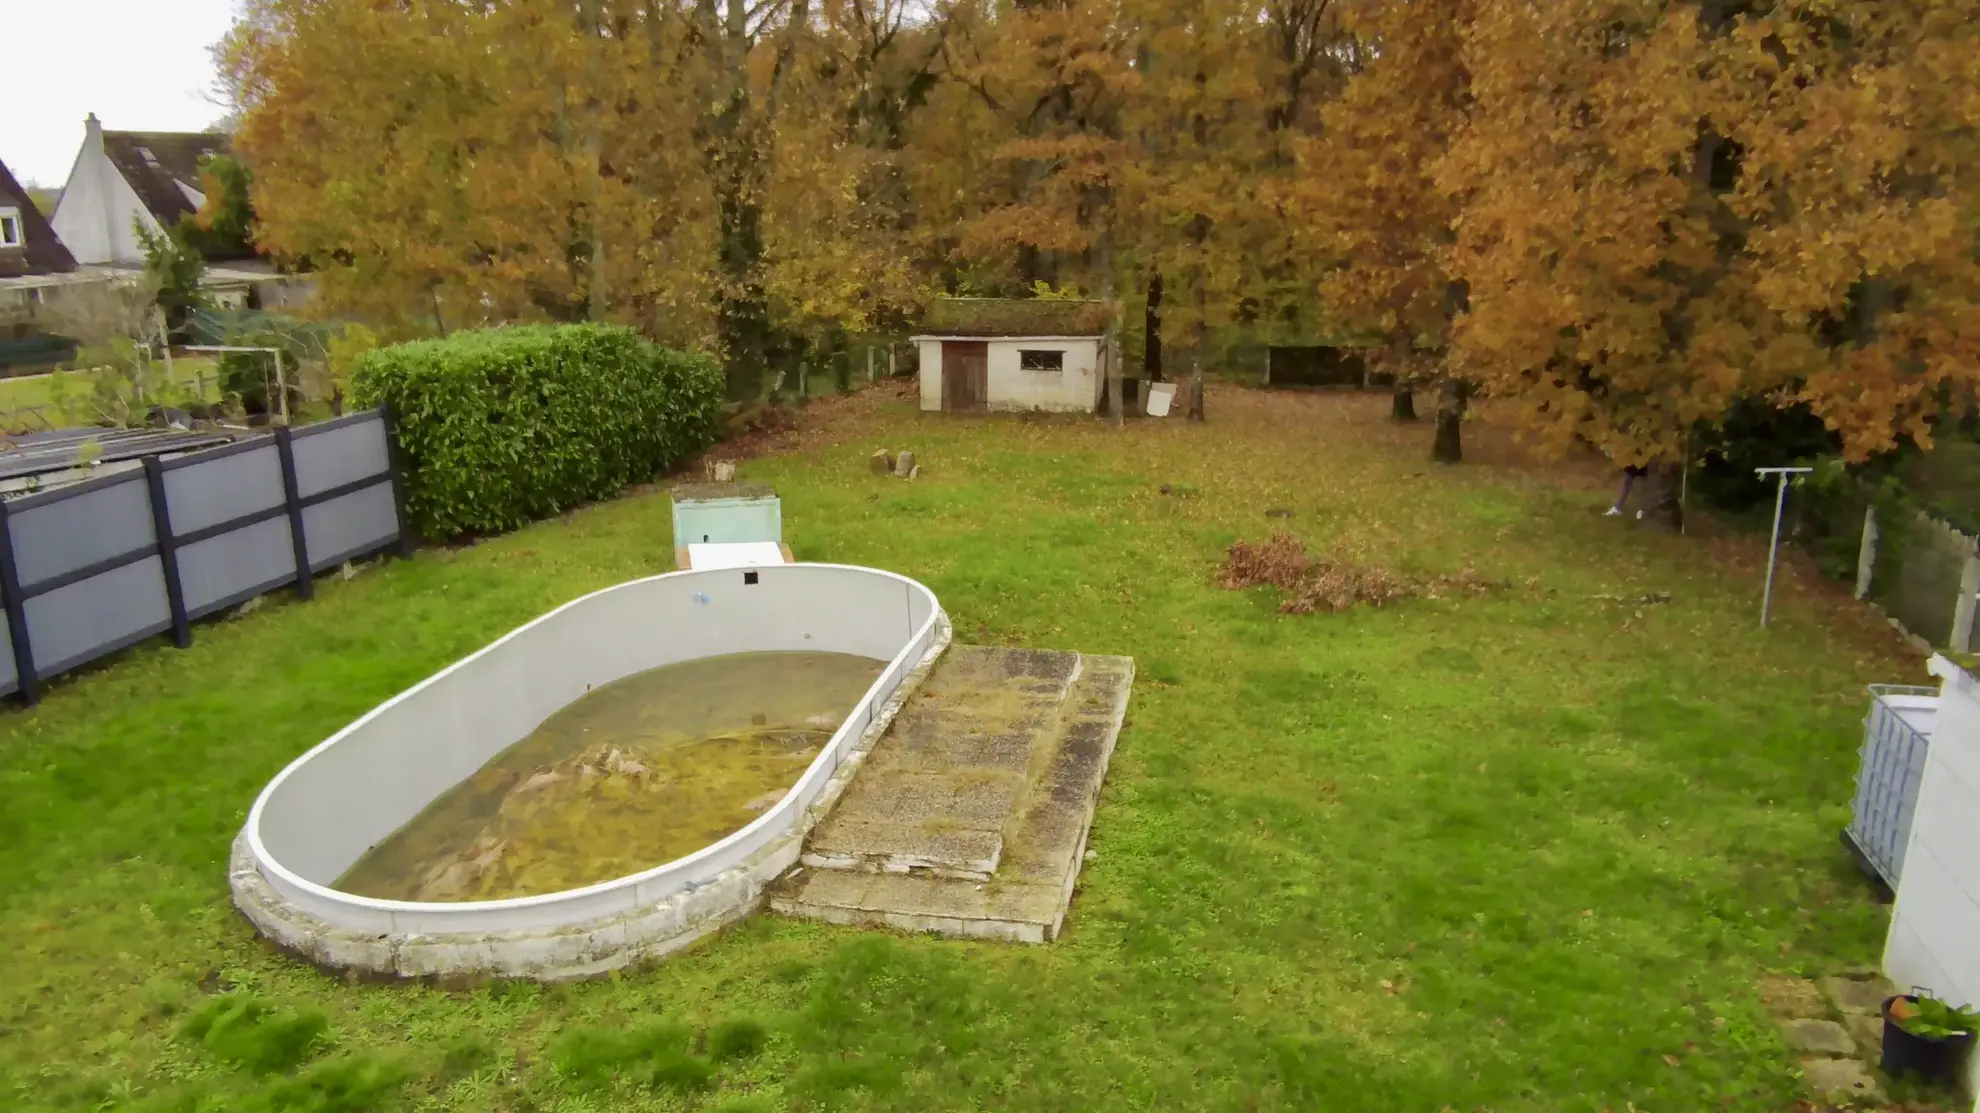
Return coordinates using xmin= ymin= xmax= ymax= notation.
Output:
xmin=101 ymin=130 xmax=229 ymax=227
xmin=920 ymin=297 xmax=1113 ymax=337
xmin=0 ymin=158 xmax=77 ymax=278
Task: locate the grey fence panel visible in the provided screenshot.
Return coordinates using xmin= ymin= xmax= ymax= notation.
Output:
xmin=0 ymin=613 xmax=17 ymax=697
xmin=0 ymin=408 xmax=407 ymax=704
xmin=303 ymin=483 xmax=399 ymax=571
xmin=165 ymin=442 xmax=285 ymax=536
xmin=179 ymin=518 xmax=298 ymax=619
xmin=10 ymin=476 xmax=154 ymax=590
xmin=25 ymin=557 xmax=172 ymax=676
xmin=290 ymin=413 xmax=389 ymax=500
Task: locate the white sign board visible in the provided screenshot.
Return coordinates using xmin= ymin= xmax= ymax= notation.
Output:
xmin=685 ymin=541 xmax=789 ymax=570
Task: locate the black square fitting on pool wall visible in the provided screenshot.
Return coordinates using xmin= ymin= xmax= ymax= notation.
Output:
xmin=744 ymin=571 xmax=759 ymax=585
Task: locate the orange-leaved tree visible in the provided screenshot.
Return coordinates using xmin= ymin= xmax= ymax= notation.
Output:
xmin=1442 ymin=0 xmax=1980 ymax=507
xmin=1116 ymin=0 xmax=1287 ymax=422
xmin=1290 ymin=0 xmax=1473 ymax=455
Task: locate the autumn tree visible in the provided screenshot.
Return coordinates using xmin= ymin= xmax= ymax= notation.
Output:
xmin=187 ymin=152 xmax=257 ymax=258
xmin=1117 ymin=0 xmax=1286 ymax=422
xmin=1442 ymin=0 xmax=1980 ymax=502
xmin=215 ymin=0 xmax=1980 ymax=469
xmin=227 ymin=1 xmax=537 ymax=332
xmin=926 ymin=0 xmax=1138 ymax=419
xmin=1290 ymin=0 xmax=1471 ymax=454
xmin=758 ymin=0 xmax=948 ymax=353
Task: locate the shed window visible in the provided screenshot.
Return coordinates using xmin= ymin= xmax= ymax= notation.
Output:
xmin=0 ymin=208 xmax=21 ymax=249
xmin=1018 ymin=349 xmax=1063 ymax=373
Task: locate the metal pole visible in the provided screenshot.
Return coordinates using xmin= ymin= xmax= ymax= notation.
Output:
xmin=1756 ymin=466 xmax=1815 ymax=628
xmin=1678 ymin=432 xmax=1689 ymax=536
xmin=1760 ymin=473 xmax=1789 ymax=627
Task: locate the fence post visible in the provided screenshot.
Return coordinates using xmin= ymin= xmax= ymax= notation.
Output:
xmin=275 ymin=427 xmax=314 ymax=600
xmin=0 ymin=501 xmax=38 ymax=706
xmin=1855 ymin=505 xmax=1879 ymax=601
xmin=142 ymin=457 xmax=191 ymax=649
xmin=1956 ymin=556 xmax=1980 ymax=654
xmin=380 ymin=406 xmax=416 ymax=559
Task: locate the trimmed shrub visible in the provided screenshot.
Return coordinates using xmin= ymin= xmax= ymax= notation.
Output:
xmin=353 ymin=324 xmax=723 ymax=539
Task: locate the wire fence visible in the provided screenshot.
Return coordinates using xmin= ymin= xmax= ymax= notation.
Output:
xmin=1793 ymin=475 xmax=1980 ymax=651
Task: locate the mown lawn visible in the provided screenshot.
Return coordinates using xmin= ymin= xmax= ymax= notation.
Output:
xmin=0 ymin=384 xmax=1921 ymax=1112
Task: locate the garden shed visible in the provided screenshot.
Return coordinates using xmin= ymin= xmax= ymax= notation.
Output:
xmin=913 ymin=298 xmax=1113 ymax=414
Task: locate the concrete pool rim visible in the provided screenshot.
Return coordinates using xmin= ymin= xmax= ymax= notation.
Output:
xmin=231 ymin=563 xmax=949 ymax=980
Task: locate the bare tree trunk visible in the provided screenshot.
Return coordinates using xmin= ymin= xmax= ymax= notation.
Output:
xmin=1099 ymin=227 xmax=1123 ymax=427
xmin=1432 ymin=376 xmax=1469 ymax=463
xmin=1144 ymin=273 xmax=1163 ymax=382
xmin=1392 ymin=384 xmax=1417 ymax=421
xmin=581 ymin=0 xmax=606 ymax=322
xmin=1389 ymin=337 xmax=1416 ymax=420
xmin=1105 ymin=337 xmax=1123 ymax=425
xmin=1187 ymin=273 xmax=1206 ymax=422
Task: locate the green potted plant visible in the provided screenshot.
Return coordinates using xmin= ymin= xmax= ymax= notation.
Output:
xmin=1882 ymin=990 xmax=1979 ymax=1081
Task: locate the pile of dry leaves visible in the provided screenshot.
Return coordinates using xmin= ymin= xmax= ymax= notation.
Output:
xmin=1219 ymin=534 xmax=1497 ymax=614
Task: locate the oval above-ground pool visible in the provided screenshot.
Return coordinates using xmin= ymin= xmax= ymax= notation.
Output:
xmin=231 ymin=563 xmax=949 ymax=980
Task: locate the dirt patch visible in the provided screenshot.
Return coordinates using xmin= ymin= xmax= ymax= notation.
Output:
xmin=1219 ymin=534 xmax=1496 ymax=615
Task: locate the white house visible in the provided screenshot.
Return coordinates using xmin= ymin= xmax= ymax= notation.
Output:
xmin=913 ymin=298 xmax=1113 ymax=414
xmin=1880 ymin=655 xmax=1980 ymax=1107
xmin=51 ymin=115 xmax=230 ymax=265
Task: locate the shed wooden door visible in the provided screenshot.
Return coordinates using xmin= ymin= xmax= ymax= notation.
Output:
xmin=941 ymin=341 xmax=989 ymax=413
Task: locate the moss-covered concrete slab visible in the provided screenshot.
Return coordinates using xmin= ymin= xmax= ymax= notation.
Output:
xmin=774 ymin=648 xmax=1132 ymax=942
xmin=802 ymin=645 xmax=1079 ymax=878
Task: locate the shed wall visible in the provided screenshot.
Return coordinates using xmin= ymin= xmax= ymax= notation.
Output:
xmin=986 ymin=339 xmax=1099 ymax=412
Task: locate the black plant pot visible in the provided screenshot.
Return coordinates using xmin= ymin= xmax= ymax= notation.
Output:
xmin=1882 ymin=995 xmax=1977 ymax=1081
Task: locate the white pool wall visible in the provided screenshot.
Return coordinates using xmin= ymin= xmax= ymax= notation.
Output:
xmin=231 ymin=563 xmax=945 ymax=977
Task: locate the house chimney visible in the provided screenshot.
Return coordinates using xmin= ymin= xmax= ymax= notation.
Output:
xmin=85 ymin=113 xmax=100 ymax=139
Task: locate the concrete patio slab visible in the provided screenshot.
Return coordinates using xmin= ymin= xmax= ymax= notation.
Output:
xmin=774 ymin=647 xmax=1133 ymax=942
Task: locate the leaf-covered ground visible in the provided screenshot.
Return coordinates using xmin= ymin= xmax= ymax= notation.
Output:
xmin=0 ymin=384 xmax=1931 ymax=1111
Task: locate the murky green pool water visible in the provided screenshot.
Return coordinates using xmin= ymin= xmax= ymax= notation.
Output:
xmin=335 ymin=650 xmax=885 ymax=902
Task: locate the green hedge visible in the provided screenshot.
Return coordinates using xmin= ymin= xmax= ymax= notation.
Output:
xmin=352 ymin=324 xmax=723 ymax=539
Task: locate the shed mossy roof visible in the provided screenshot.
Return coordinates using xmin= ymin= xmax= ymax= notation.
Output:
xmin=920 ymin=297 xmax=1112 ymax=337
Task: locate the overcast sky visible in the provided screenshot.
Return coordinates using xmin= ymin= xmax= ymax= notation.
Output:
xmin=3 ymin=1 xmax=242 ymax=188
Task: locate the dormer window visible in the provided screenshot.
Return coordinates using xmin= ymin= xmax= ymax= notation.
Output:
xmin=0 ymin=207 xmax=22 ymax=249
xmin=137 ymin=146 xmax=160 ymax=167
